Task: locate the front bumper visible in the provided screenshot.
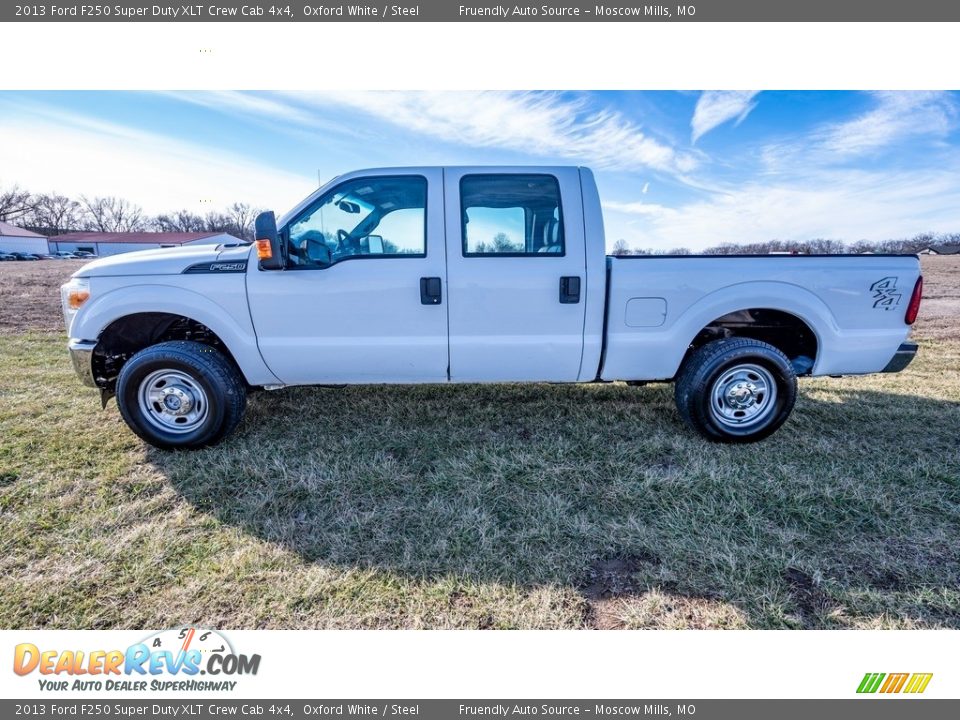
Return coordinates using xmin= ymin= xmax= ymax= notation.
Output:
xmin=68 ymin=339 xmax=98 ymax=387
xmin=881 ymin=342 xmax=918 ymax=373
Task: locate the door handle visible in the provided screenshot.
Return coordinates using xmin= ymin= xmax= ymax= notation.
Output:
xmin=420 ymin=276 xmax=442 ymax=305
xmin=559 ymin=276 xmax=581 ymax=304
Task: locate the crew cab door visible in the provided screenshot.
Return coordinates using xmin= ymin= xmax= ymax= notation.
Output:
xmin=246 ymin=169 xmax=448 ymax=384
xmin=443 ymin=168 xmax=587 ymax=382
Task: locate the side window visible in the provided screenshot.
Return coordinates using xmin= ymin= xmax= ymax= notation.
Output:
xmin=286 ymin=176 xmax=427 ymax=267
xmin=460 ymin=174 xmax=565 ymax=256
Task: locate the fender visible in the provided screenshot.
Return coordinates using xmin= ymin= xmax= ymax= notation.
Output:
xmin=672 ymin=280 xmax=839 ymax=372
xmin=602 ymin=280 xmax=840 ymax=381
xmin=71 ymin=283 xmax=281 ymax=386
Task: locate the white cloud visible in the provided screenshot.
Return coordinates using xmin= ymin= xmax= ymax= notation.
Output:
xmin=761 ymin=91 xmax=958 ymax=171
xmin=161 ymin=91 xmax=359 ymax=138
xmin=604 ymin=166 xmax=960 ymax=251
xmin=815 ymin=91 xmax=956 ymax=157
xmin=164 ymin=90 xmax=319 ymax=125
xmin=691 ymin=91 xmax=760 ymax=143
xmin=603 ymin=200 xmax=672 ymax=217
xmin=285 ymin=91 xmax=699 ymax=175
xmin=0 ymin=104 xmax=314 ymax=214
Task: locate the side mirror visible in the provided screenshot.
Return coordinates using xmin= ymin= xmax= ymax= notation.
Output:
xmin=365 ymin=235 xmax=384 ymax=254
xmin=255 ymin=211 xmax=284 ymax=270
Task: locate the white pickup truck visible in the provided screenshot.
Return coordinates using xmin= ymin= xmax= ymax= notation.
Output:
xmin=61 ymin=166 xmax=923 ymax=449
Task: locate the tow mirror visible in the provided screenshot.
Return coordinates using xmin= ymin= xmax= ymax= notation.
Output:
xmin=255 ymin=211 xmax=284 ymax=270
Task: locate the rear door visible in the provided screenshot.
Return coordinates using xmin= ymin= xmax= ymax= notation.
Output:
xmin=443 ymin=167 xmax=587 ymax=382
xmin=247 ymin=168 xmax=448 ymax=384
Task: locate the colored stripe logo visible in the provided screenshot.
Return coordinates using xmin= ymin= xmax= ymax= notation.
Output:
xmin=857 ymin=672 xmax=933 ymax=694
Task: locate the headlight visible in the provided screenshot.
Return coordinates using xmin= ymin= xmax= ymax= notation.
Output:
xmin=61 ymin=277 xmax=91 ymax=332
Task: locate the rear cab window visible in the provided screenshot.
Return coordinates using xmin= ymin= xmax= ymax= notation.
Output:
xmin=460 ymin=174 xmax=565 ymax=257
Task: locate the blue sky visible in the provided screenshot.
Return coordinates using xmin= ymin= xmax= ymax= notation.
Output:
xmin=1 ymin=90 xmax=958 ymax=250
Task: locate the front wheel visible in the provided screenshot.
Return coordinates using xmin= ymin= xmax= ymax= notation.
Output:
xmin=115 ymin=341 xmax=247 ymax=450
xmin=674 ymin=338 xmax=797 ymax=443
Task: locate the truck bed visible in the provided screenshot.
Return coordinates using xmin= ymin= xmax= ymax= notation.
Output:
xmin=599 ymin=254 xmax=921 ymax=381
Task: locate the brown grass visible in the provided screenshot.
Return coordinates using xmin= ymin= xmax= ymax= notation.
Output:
xmin=0 ymin=255 xmax=957 ymax=629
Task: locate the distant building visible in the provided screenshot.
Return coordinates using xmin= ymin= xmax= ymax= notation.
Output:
xmin=47 ymin=231 xmax=240 ymax=257
xmin=0 ymin=221 xmax=49 ymax=254
xmin=918 ymin=245 xmax=960 ymax=256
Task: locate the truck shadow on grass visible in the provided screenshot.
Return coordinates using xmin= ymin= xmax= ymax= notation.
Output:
xmin=155 ymin=381 xmax=960 ymax=628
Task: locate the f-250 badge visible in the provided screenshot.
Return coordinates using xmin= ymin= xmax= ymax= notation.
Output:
xmin=870 ymin=277 xmax=902 ymax=310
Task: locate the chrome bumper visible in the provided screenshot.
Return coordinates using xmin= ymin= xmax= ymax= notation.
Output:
xmin=68 ymin=339 xmax=98 ymax=387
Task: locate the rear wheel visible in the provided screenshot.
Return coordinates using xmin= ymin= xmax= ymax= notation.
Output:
xmin=674 ymin=338 xmax=797 ymax=443
xmin=116 ymin=341 xmax=246 ymax=450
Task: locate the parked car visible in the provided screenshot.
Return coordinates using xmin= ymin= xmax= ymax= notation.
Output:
xmin=61 ymin=166 xmax=923 ymax=449
xmin=53 ymin=251 xmax=79 ymax=259
xmin=0 ymin=252 xmax=17 ymax=261
xmin=11 ymin=252 xmax=39 ymax=261
xmin=72 ymin=251 xmax=96 ymax=258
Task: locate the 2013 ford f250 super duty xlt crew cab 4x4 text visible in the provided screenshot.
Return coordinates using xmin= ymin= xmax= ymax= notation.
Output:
xmin=61 ymin=167 xmax=923 ymax=449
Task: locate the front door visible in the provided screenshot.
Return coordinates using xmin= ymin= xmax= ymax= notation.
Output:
xmin=247 ymin=169 xmax=448 ymax=385
xmin=443 ymin=168 xmax=587 ymax=382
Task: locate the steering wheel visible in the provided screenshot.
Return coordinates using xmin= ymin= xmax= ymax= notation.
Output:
xmin=336 ymin=228 xmax=365 ymax=257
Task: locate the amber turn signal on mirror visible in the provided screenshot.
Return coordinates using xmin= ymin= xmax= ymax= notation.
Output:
xmin=255 ymin=239 xmax=273 ymax=260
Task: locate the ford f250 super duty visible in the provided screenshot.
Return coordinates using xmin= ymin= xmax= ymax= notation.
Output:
xmin=61 ymin=167 xmax=923 ymax=449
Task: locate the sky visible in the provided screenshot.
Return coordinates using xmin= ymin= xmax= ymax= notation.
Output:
xmin=1 ymin=90 xmax=958 ymax=251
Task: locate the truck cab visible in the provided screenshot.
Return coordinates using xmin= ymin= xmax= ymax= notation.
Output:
xmin=246 ymin=166 xmax=605 ymax=385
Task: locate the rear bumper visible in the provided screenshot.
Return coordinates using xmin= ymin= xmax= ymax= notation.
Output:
xmin=881 ymin=342 xmax=918 ymax=373
xmin=68 ymin=339 xmax=98 ymax=387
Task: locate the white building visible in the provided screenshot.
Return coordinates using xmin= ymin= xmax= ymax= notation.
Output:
xmin=48 ymin=231 xmax=240 ymax=257
xmin=0 ymin=221 xmax=49 ymax=254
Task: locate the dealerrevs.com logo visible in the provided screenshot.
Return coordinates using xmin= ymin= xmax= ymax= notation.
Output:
xmin=13 ymin=628 xmax=261 ymax=693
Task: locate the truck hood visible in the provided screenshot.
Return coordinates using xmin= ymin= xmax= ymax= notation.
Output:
xmin=72 ymin=243 xmax=253 ymax=278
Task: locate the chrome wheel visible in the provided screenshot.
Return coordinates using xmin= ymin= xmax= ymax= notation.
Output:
xmin=709 ymin=363 xmax=778 ymax=429
xmin=137 ymin=369 xmax=209 ymax=434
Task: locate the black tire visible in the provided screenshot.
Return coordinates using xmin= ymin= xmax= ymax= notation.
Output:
xmin=674 ymin=338 xmax=797 ymax=443
xmin=115 ymin=341 xmax=247 ymax=450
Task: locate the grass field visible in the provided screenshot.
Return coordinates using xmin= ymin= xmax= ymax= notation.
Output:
xmin=1 ymin=257 xmax=958 ymax=629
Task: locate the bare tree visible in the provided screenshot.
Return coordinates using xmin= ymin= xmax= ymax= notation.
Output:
xmin=227 ymin=202 xmax=258 ymax=241
xmin=81 ymin=196 xmax=146 ymax=232
xmin=28 ymin=193 xmax=83 ymax=235
xmin=0 ymin=185 xmax=35 ymax=223
xmin=611 ymin=239 xmax=632 ymax=256
xmin=153 ymin=210 xmax=205 ymax=233
xmin=492 ymin=232 xmax=522 ymax=252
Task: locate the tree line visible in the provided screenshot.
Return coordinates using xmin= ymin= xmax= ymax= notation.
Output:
xmin=611 ymin=233 xmax=960 ymax=256
xmin=0 ymin=184 xmax=261 ymax=241
xmin=4 ymin=182 xmax=957 ymax=253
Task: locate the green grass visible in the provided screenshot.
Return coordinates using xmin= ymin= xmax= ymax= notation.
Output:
xmin=1 ymin=333 xmax=958 ymax=628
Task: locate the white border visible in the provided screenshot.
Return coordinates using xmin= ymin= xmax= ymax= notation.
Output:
xmin=0 ymin=22 xmax=959 ymax=90
xmin=1 ymin=630 xmax=955 ymax=699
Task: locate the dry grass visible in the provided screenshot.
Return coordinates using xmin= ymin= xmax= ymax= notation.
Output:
xmin=0 ymin=257 xmax=958 ymax=629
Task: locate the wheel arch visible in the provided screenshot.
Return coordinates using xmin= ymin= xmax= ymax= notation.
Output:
xmin=670 ymin=281 xmax=838 ymax=378
xmin=73 ymin=285 xmax=281 ymax=389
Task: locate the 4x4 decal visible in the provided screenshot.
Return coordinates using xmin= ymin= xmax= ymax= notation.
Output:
xmin=870 ymin=276 xmax=902 ymax=310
